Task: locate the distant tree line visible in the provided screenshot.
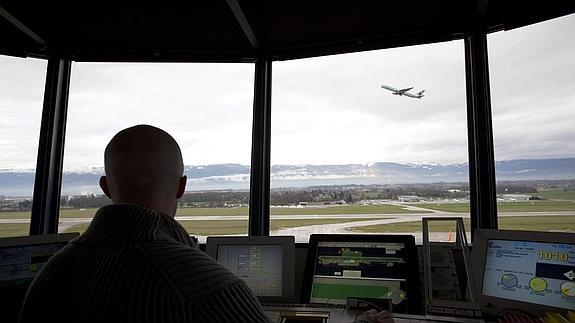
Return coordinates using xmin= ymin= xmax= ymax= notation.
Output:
xmin=496 ymin=183 xmax=538 ymax=193
xmin=0 ymin=199 xmax=32 ymax=211
xmin=0 ymin=186 xmax=474 ymax=211
xmin=56 ymin=185 xmax=472 ymax=209
xmin=270 ymin=189 xmax=355 ymax=205
xmin=179 ymin=191 xmax=249 ymax=207
xmin=2 ymin=179 xmax=572 ymax=212
xmin=60 ymin=194 xmax=112 ymax=209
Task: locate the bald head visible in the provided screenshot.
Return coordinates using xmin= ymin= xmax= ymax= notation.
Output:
xmin=99 ymin=125 xmax=187 ymax=216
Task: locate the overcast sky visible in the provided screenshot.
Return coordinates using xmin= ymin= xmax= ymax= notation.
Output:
xmin=0 ymin=14 xmax=574 ymax=171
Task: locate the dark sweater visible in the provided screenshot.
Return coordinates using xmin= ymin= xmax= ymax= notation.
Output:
xmin=19 ymin=204 xmax=272 ymax=323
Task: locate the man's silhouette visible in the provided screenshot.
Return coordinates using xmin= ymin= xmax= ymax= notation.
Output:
xmin=20 ymin=125 xmax=271 ymax=322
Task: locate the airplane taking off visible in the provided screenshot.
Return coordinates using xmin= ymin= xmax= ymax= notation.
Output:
xmin=381 ymin=84 xmax=425 ymax=99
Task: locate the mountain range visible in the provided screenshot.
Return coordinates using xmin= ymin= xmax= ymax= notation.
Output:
xmin=1 ymin=158 xmax=574 ymax=197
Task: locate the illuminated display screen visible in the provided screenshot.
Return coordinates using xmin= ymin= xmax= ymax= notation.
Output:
xmin=310 ymin=241 xmax=409 ymax=311
xmin=482 ymin=239 xmax=575 ymax=310
xmin=0 ymin=242 xmax=67 ymax=287
xmin=216 ymin=244 xmax=283 ymax=297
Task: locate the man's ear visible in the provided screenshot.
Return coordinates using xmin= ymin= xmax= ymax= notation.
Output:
xmin=99 ymin=176 xmax=112 ymax=199
xmin=176 ymin=175 xmax=187 ymax=199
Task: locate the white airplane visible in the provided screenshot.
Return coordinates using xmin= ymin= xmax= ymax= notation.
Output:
xmin=381 ymin=84 xmax=425 ymax=99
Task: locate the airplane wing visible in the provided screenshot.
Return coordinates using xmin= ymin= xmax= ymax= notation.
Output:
xmin=398 ymin=87 xmax=413 ymax=94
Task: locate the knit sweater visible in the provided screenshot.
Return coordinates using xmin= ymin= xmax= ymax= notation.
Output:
xmin=19 ymin=203 xmax=272 ymax=323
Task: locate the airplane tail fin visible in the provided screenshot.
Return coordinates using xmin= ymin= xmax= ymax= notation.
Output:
xmin=417 ymin=90 xmax=425 ymax=96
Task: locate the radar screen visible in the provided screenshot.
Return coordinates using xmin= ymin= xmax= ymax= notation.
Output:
xmin=310 ymin=241 xmax=409 ymax=312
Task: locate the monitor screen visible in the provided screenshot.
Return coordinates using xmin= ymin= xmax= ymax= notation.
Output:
xmin=0 ymin=233 xmax=78 ymax=288
xmin=205 ymin=236 xmax=295 ymax=303
xmin=472 ymin=229 xmax=575 ymax=316
xmin=303 ymin=235 xmax=419 ymax=314
xmin=482 ymin=239 xmax=575 ymax=310
xmin=0 ymin=233 xmax=79 ymax=323
xmin=216 ymin=244 xmax=283 ymax=297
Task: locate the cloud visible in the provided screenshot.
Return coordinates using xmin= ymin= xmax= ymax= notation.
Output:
xmin=489 ymin=14 xmax=575 ymax=161
xmin=271 ymin=39 xmax=468 ymax=164
xmin=64 ymin=63 xmax=255 ymax=168
xmin=0 ymin=14 xmax=574 ymax=171
xmin=0 ymin=56 xmax=46 ymax=169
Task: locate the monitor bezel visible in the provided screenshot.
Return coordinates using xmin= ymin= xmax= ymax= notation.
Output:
xmin=301 ymin=234 xmax=421 ymax=314
xmin=471 ymin=229 xmax=575 ymax=316
xmin=205 ymin=235 xmax=296 ymax=303
xmin=0 ymin=232 xmax=79 ymax=248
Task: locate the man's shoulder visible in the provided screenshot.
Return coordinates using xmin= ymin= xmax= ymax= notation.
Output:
xmin=140 ymin=241 xmax=243 ymax=297
xmin=195 ymin=280 xmax=271 ymax=322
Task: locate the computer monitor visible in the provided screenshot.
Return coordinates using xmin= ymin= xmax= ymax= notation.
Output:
xmin=0 ymin=233 xmax=79 ymax=322
xmin=205 ymin=235 xmax=295 ymax=303
xmin=472 ymin=229 xmax=575 ymax=316
xmin=302 ymin=234 xmax=421 ymax=314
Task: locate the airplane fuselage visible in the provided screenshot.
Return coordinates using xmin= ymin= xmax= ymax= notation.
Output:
xmin=403 ymin=92 xmax=424 ymax=99
xmin=381 ymin=84 xmax=424 ymax=99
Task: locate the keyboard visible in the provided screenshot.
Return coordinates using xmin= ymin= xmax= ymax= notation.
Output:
xmin=263 ymin=304 xmax=487 ymax=323
xmin=262 ymin=302 xmax=346 ymax=309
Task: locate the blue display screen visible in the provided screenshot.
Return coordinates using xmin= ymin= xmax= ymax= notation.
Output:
xmin=482 ymin=239 xmax=575 ymax=310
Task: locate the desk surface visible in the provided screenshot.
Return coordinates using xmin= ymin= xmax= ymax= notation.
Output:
xmin=263 ymin=305 xmax=486 ymax=323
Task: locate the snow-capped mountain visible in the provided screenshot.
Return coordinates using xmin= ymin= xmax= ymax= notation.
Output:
xmin=0 ymin=158 xmax=573 ymax=197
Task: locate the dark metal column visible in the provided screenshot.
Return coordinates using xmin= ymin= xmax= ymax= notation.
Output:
xmin=30 ymin=56 xmax=72 ymax=235
xmin=465 ymin=32 xmax=498 ymax=239
xmin=249 ymin=57 xmax=272 ymax=236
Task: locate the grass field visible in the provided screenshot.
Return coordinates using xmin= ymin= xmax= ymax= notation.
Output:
xmin=537 ymin=190 xmax=575 ymax=201
xmin=1 ymin=199 xmax=573 ymax=221
xmin=2 ymin=199 xmax=575 ymax=238
xmin=0 ymin=223 xmax=30 ymax=237
xmin=419 ymin=200 xmax=575 ymax=213
xmin=351 ymin=215 xmax=575 ymax=233
xmin=63 ymin=218 xmax=383 ymax=236
xmin=418 ymin=203 xmax=471 ymax=213
xmin=269 ymin=204 xmax=419 ymax=215
xmin=0 ymin=204 xmax=421 ymax=220
xmin=3 ymin=214 xmax=575 ymax=238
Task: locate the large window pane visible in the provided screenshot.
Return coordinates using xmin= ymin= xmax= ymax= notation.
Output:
xmin=489 ymin=14 xmax=575 ymax=232
xmin=0 ymin=56 xmax=46 ymax=237
xmin=271 ymin=41 xmax=468 ymax=243
xmin=60 ymin=63 xmax=254 ymax=242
